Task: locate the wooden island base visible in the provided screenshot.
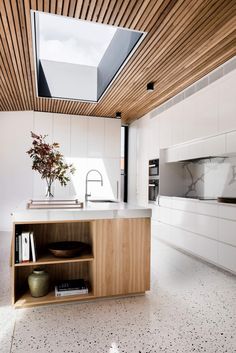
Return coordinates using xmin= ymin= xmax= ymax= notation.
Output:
xmin=12 ymin=218 xmax=150 ymax=308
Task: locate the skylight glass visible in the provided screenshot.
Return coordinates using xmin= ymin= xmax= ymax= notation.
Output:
xmin=32 ymin=11 xmax=146 ymax=102
xmin=38 ymin=13 xmax=117 ymax=67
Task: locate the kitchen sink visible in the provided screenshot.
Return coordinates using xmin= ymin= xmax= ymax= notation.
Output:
xmin=88 ymin=199 xmax=118 ymax=203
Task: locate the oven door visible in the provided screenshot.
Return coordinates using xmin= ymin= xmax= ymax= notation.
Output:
xmin=149 ymin=180 xmax=159 ymax=201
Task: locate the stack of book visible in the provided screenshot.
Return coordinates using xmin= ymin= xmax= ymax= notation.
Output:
xmin=55 ymin=279 xmax=89 ymax=297
xmin=15 ymin=231 xmax=36 ymax=263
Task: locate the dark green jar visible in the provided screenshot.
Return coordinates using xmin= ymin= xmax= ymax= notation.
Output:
xmin=28 ymin=268 xmax=50 ymax=297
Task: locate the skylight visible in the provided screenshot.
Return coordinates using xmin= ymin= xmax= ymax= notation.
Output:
xmin=38 ymin=13 xmax=117 ymax=67
xmin=32 ymin=12 xmax=146 ymax=103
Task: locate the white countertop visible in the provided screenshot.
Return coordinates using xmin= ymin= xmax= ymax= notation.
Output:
xmin=158 ymin=195 xmax=236 ymax=207
xmin=12 ymin=201 xmax=152 ymax=223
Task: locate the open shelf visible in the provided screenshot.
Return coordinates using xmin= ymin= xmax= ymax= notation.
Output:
xmin=15 ymin=253 xmax=94 ymax=267
xmin=14 ymin=290 xmax=95 ymax=308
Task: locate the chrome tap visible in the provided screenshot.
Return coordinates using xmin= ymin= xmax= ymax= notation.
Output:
xmin=85 ymin=169 xmax=103 ymax=202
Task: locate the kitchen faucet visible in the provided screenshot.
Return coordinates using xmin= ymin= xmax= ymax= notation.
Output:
xmin=85 ymin=169 xmax=103 ymax=202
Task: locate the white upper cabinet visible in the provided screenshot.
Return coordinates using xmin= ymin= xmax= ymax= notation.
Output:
xmin=104 ymin=118 xmax=121 ymax=158
xmin=159 ymin=110 xmax=171 ymax=148
xmin=170 ymin=102 xmax=185 ymax=145
xmin=182 ymin=84 xmax=218 ymax=143
xmin=195 ymin=84 xmax=218 ymax=137
xmin=87 ymin=117 xmax=105 ymax=157
xmin=226 ymin=130 xmax=236 ymax=154
xmin=53 ymin=113 xmax=71 ymax=156
xmin=70 ymin=115 xmax=88 ymax=157
xmin=218 ymin=71 xmax=236 ymax=133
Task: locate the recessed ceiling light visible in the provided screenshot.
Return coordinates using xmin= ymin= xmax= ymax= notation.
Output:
xmin=147 ymin=82 xmax=154 ymax=92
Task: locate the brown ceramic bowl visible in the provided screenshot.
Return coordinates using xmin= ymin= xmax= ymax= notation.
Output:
xmin=48 ymin=241 xmax=89 ymax=258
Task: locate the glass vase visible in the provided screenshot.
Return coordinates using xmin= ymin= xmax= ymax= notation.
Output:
xmin=45 ymin=181 xmax=54 ymax=198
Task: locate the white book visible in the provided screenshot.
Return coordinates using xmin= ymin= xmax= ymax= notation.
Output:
xmin=22 ymin=232 xmax=30 ymax=262
xmin=30 ymin=232 xmax=36 ymax=262
xmin=18 ymin=235 xmax=22 ymax=263
xmin=55 ymin=286 xmax=88 ymax=297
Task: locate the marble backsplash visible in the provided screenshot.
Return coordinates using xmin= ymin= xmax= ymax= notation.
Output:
xmin=183 ymin=157 xmax=236 ymax=198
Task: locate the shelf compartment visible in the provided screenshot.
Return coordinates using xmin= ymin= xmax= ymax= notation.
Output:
xmin=14 ymin=261 xmax=95 ymax=306
xmin=14 ymin=290 xmax=95 ymax=308
xmin=15 ymin=253 xmax=94 ymax=267
xmin=14 ymin=221 xmax=94 ymax=265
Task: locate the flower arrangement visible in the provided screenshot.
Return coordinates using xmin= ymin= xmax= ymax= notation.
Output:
xmin=27 ymin=132 xmax=75 ymax=197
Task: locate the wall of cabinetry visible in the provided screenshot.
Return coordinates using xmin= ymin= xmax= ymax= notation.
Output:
xmin=128 ymin=59 xmax=236 ymax=272
xmin=152 ymin=196 xmax=236 ymax=274
xmin=128 ymin=63 xmax=236 ymax=205
xmin=0 ymin=112 xmax=121 ymax=230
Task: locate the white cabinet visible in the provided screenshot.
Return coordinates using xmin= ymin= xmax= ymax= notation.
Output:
xmin=218 ymin=243 xmax=236 ymax=272
xmin=148 ymin=116 xmax=160 ymax=159
xmin=104 ymin=118 xmax=121 ymax=158
xmin=34 ymin=112 xmax=53 ymax=139
xmin=87 ymin=117 xmax=105 ymax=157
xmin=159 ymin=110 xmax=171 ymax=148
xmin=170 ymin=102 xmax=185 ymax=145
xmin=195 ymin=84 xmax=218 ymax=138
xmin=165 ymin=134 xmax=226 ymax=162
xmin=226 ymin=130 xmax=236 ymax=154
xmin=71 ymin=115 xmax=88 ymax=157
xmin=218 ymin=71 xmax=236 ymax=133
xmin=218 ymin=219 xmax=236 ymax=247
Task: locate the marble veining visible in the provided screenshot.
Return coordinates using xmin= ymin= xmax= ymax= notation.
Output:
xmin=183 ymin=157 xmax=236 ymax=198
xmin=1 ymin=231 xmax=236 ymax=353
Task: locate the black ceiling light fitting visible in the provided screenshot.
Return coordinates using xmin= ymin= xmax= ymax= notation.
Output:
xmin=115 ymin=111 xmax=122 ymax=119
xmin=147 ymin=82 xmax=154 ymax=92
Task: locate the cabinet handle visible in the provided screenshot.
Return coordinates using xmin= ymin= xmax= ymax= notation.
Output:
xmin=116 ymin=181 xmax=119 ymax=200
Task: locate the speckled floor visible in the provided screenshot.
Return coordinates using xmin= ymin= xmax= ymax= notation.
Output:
xmin=1 ymin=231 xmax=236 ymax=353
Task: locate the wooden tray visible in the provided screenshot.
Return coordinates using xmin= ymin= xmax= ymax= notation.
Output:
xmin=27 ymin=199 xmax=83 ymax=209
xmin=217 ymin=197 xmax=236 ymax=204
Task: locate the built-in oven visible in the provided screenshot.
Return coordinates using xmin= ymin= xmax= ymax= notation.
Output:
xmin=148 ymin=159 xmax=159 ymax=202
xmin=149 ymin=159 xmax=159 ymax=177
xmin=149 ymin=179 xmax=159 ymax=202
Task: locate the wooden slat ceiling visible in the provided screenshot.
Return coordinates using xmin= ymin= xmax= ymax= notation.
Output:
xmin=0 ymin=0 xmax=235 ymax=123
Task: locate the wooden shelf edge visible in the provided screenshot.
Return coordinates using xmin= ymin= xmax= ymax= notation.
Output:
xmin=14 ymin=291 xmax=95 ymax=308
xmin=14 ymin=254 xmax=94 ymax=267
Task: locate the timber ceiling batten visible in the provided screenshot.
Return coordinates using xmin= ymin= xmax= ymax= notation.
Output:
xmin=0 ymin=0 xmax=235 ymax=123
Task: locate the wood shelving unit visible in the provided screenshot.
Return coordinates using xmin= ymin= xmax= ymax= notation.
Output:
xmin=12 ymin=217 xmax=151 ymax=308
xmin=12 ymin=220 xmax=96 ymax=308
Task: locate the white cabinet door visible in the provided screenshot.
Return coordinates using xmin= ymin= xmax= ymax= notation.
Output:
xmin=195 ymin=84 xmax=218 ymax=138
xmin=104 ymin=118 xmax=121 ymax=158
xmin=218 ymin=71 xmax=236 ymax=133
xmin=71 ymin=115 xmax=88 ymax=157
xmin=159 ymin=110 xmax=171 ymax=148
xmin=218 ymin=243 xmax=236 ymax=273
xmin=170 ymin=102 xmax=185 ymax=145
xmin=226 ymin=131 xmax=236 ymax=154
xmin=148 ymin=116 xmax=160 ymax=159
xmin=53 ymin=114 xmax=72 ymax=198
xmin=218 ymin=219 xmax=236 ymax=247
xmin=87 ymin=117 xmax=105 ymax=157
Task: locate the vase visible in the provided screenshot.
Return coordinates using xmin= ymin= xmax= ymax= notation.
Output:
xmin=28 ymin=268 xmax=50 ymax=297
xmin=45 ymin=181 xmax=54 ymax=198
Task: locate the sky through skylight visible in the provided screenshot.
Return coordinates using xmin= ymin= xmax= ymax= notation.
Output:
xmin=38 ymin=13 xmax=117 ymax=67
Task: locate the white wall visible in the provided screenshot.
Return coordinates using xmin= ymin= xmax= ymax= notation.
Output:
xmin=129 ymin=65 xmax=236 ymax=205
xmin=0 ymin=111 xmax=121 ymax=231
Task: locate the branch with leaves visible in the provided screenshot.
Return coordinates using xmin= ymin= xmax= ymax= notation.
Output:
xmin=27 ymin=132 xmax=75 ymax=196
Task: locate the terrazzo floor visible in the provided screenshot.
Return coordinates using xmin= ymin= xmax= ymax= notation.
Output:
xmin=0 ymin=231 xmax=236 ymax=353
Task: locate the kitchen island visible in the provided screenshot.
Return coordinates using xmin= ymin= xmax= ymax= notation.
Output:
xmin=11 ymin=202 xmax=151 ymax=308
